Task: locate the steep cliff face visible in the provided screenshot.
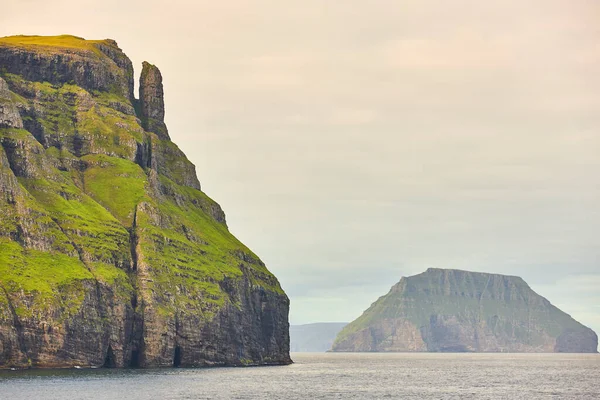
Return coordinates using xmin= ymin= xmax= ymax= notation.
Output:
xmin=332 ymin=268 xmax=597 ymax=353
xmin=0 ymin=35 xmax=291 ymax=368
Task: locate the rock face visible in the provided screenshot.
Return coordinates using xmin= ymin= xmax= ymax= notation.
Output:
xmin=0 ymin=35 xmax=291 ymax=368
xmin=332 ymin=268 xmax=598 ymax=353
xmin=139 ymin=62 xmax=168 ymax=140
xmin=0 ymin=78 xmax=23 ymax=129
xmin=0 ymin=36 xmax=134 ymax=101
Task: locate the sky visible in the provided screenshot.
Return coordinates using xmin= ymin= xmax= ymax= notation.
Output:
xmin=2 ymin=0 xmax=599 ymax=338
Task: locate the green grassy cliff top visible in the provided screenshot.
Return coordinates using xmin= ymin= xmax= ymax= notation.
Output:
xmin=0 ymin=35 xmax=116 ymax=55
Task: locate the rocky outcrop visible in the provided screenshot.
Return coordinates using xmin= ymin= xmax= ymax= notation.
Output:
xmin=139 ymin=62 xmax=168 ymax=140
xmin=0 ymin=35 xmax=290 ymax=369
xmin=0 ymin=77 xmax=23 ymax=128
xmin=0 ymin=35 xmax=134 ymax=101
xmin=332 ymin=268 xmax=598 ymax=353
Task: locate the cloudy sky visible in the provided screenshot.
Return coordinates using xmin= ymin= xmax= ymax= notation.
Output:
xmin=2 ymin=0 xmax=599 ymax=337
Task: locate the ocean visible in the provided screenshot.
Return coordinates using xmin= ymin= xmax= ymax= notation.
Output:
xmin=0 ymin=353 xmax=598 ymax=399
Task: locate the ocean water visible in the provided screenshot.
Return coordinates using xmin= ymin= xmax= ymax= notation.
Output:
xmin=0 ymin=353 xmax=598 ymax=399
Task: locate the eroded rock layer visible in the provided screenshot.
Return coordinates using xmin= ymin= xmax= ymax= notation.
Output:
xmin=332 ymin=268 xmax=597 ymax=353
xmin=0 ymin=35 xmax=290 ymax=368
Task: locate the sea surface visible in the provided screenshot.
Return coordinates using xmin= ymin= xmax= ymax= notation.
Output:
xmin=0 ymin=353 xmax=599 ymax=399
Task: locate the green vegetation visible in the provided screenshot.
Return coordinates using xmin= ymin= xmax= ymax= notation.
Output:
xmin=82 ymin=154 xmax=149 ymax=226
xmin=152 ymin=138 xmax=199 ymax=187
xmin=0 ymin=237 xmax=92 ymax=318
xmin=91 ymin=262 xmax=132 ymax=289
xmin=137 ymin=175 xmax=283 ymax=318
xmin=239 ymin=358 xmax=255 ymax=366
xmin=0 ymin=126 xmax=33 ymax=140
xmin=20 ymin=177 xmax=133 ymax=265
xmin=0 ymin=35 xmax=110 ymax=56
xmin=0 ymin=126 xmax=134 ymax=317
xmin=1 ymin=73 xmax=142 ymax=161
xmin=0 ymin=239 xmax=92 ymax=295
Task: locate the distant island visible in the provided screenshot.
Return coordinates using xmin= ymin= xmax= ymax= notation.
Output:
xmin=332 ymin=268 xmax=598 ymax=353
xmin=290 ymin=323 xmax=347 ymax=352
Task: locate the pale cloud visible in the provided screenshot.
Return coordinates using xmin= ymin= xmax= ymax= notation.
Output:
xmin=327 ymin=108 xmax=379 ymax=125
xmin=378 ymin=34 xmax=512 ymax=69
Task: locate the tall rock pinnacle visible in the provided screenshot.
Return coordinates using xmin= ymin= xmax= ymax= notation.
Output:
xmin=139 ymin=61 xmax=169 ymax=140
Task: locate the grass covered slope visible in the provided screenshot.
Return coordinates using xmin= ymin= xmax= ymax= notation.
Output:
xmin=0 ymin=35 xmax=110 ymax=54
xmin=333 ymin=268 xmax=598 ymax=353
xmin=0 ymin=35 xmax=290 ymax=368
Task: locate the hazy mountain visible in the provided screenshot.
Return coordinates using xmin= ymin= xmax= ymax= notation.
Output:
xmin=291 ymin=323 xmax=347 ymax=352
xmin=333 ymin=268 xmax=597 ymax=353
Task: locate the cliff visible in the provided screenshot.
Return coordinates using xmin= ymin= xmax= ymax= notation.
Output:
xmin=0 ymin=35 xmax=291 ymax=368
xmin=332 ymin=268 xmax=597 ymax=353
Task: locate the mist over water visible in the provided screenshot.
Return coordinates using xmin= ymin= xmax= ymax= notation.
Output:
xmin=1 ymin=353 xmax=598 ymax=399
